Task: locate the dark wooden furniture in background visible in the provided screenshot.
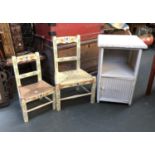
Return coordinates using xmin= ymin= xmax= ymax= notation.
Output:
xmin=9 ymin=23 xmax=24 ymax=53
xmin=0 ymin=23 xmax=30 ymax=58
xmin=34 ymin=23 xmax=103 ymax=74
xmin=145 ymin=55 xmax=155 ymax=95
xmin=0 ymin=32 xmax=5 ymax=59
xmin=0 ymin=72 xmax=8 ymax=107
xmin=0 ymin=60 xmax=10 ymax=107
xmin=0 ymin=24 xmax=15 ymax=57
xmin=21 ymin=24 xmax=34 ymax=49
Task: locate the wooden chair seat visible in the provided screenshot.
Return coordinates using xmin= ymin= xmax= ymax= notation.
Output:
xmin=19 ymin=81 xmax=54 ymax=102
xmin=58 ymin=69 xmax=93 ymax=87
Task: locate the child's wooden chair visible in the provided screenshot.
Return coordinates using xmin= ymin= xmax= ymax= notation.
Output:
xmin=12 ymin=52 xmax=55 ymax=122
xmin=53 ymin=35 xmax=96 ymax=111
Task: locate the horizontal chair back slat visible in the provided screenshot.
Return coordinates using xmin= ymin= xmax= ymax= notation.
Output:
xmin=57 ymin=56 xmax=77 ymax=62
xmin=56 ymin=36 xmax=77 ymax=44
xmin=19 ymin=71 xmax=39 ymax=79
xmin=16 ymin=54 xmax=37 ymax=63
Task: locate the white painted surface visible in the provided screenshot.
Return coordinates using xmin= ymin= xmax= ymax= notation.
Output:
xmin=100 ymin=77 xmax=134 ymax=103
xmin=98 ymin=35 xmax=147 ymax=49
xmin=97 ymin=35 xmax=147 ymax=104
xmin=102 ymin=62 xmax=134 ymax=79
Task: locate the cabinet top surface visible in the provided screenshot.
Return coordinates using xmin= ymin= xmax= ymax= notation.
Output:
xmin=98 ymin=34 xmax=148 ymax=49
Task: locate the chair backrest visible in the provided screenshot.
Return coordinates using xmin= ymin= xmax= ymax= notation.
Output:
xmin=52 ymin=35 xmax=81 ymax=79
xmin=12 ymin=52 xmax=42 ymax=87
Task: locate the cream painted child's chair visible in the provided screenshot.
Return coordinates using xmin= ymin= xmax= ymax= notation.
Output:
xmin=12 ymin=52 xmax=55 ymax=122
xmin=53 ymin=35 xmax=96 ymax=111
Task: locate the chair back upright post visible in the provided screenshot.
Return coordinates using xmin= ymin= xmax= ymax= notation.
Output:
xmin=76 ymin=35 xmax=81 ymax=70
xmin=12 ymin=56 xmax=21 ymax=88
xmin=52 ymin=35 xmax=81 ymax=84
xmin=12 ymin=52 xmax=42 ymax=90
xmin=35 ymin=52 xmax=42 ymax=82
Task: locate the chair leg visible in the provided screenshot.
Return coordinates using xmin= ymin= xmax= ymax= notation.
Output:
xmin=90 ymin=77 xmax=96 ymax=104
xmin=21 ymin=100 xmax=29 ymax=123
xmin=52 ymin=93 xmax=56 ymax=110
xmin=76 ymin=84 xmax=80 ymax=92
xmin=56 ymin=85 xmax=61 ymax=111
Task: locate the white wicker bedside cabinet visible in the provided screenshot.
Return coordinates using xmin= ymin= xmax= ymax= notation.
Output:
xmin=97 ymin=34 xmax=147 ymax=105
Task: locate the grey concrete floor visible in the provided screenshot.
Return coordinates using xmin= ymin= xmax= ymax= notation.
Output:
xmin=0 ymin=49 xmax=155 ymax=132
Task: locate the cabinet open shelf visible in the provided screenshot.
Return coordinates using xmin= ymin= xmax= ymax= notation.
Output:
xmin=101 ymin=62 xmax=135 ymax=79
xmin=101 ymin=49 xmax=135 ymax=79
